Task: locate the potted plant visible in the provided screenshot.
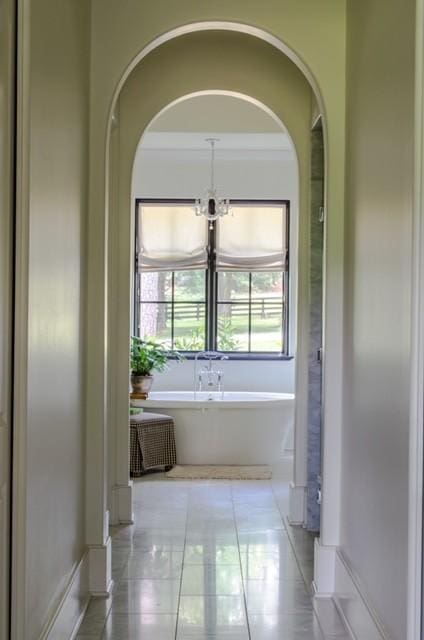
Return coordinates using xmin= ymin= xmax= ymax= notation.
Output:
xmin=130 ymin=336 xmax=182 ymax=398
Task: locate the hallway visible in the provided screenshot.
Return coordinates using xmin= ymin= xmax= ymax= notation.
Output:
xmin=2 ymin=1 xmax=424 ymax=638
xmin=77 ymin=474 xmax=348 ymax=639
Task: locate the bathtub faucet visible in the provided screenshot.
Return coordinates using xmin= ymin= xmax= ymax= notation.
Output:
xmin=194 ymin=351 xmax=229 ymax=400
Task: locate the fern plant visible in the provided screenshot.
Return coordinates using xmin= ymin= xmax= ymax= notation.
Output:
xmin=130 ymin=336 xmax=182 ymax=376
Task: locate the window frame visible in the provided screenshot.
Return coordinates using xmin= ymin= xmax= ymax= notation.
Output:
xmin=134 ymin=197 xmax=292 ymax=360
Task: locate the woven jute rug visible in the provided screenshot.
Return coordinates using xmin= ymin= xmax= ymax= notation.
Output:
xmin=165 ymin=464 xmax=272 ymax=480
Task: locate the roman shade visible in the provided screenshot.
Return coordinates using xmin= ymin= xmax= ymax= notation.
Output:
xmin=137 ymin=203 xmax=208 ymax=272
xmin=216 ymin=204 xmax=288 ymax=271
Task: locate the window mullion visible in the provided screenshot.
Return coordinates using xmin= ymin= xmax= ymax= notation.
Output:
xmin=134 ymin=203 xmax=140 ymax=337
xmin=283 ymin=270 xmax=287 ymax=355
xmin=171 ymin=271 xmax=175 ymax=348
xmin=207 ymin=221 xmax=217 ymax=350
xmin=136 ymin=272 xmax=141 ymax=336
xmin=248 ymin=272 xmax=252 ymax=352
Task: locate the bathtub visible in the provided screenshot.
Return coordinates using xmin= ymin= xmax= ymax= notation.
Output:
xmin=132 ymin=391 xmax=294 ymax=465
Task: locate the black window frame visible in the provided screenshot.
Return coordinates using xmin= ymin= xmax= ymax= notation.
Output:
xmin=134 ymin=198 xmax=292 ymax=360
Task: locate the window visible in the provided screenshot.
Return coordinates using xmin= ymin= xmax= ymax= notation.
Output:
xmin=134 ymin=199 xmax=289 ymax=357
xmin=138 ymin=270 xmax=207 ymax=350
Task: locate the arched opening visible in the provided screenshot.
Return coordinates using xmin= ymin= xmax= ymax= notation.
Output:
xmin=105 ymin=82 xmax=326 ymax=631
xmin=130 ymin=92 xmax=298 ymax=470
xmin=101 ymin=27 xmax=328 ymax=611
xmin=82 ymin=24 xmax=346 ymax=621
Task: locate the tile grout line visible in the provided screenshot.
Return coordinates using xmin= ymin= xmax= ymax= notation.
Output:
xmin=173 ymin=479 xmax=191 ymax=640
xmin=231 ymin=480 xmax=252 ymax=640
xmin=87 ymin=476 xmax=322 ymax=639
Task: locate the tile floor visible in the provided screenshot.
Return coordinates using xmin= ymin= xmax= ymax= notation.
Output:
xmin=77 ymin=465 xmax=349 ymax=639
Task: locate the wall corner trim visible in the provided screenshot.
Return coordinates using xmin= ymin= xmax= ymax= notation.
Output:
xmin=111 ymin=483 xmax=134 ymax=525
xmin=407 ymin=2 xmax=424 ymax=638
xmin=313 ymin=537 xmax=336 ymax=596
xmin=38 ymin=552 xmax=90 ymax=640
xmin=88 ymin=538 xmax=113 ymax=597
xmin=288 ymin=482 xmax=306 ymax=525
xmin=333 ymin=549 xmax=389 ymax=640
xmin=314 ymin=544 xmax=389 ymax=639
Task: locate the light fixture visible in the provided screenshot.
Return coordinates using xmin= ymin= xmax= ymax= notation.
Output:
xmin=194 ymin=138 xmax=230 ymax=226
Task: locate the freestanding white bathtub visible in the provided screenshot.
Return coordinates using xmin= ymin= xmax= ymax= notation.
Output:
xmin=132 ymin=391 xmax=294 ymax=465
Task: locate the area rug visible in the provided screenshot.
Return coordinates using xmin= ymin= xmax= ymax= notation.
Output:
xmin=165 ymin=464 xmax=272 ymax=480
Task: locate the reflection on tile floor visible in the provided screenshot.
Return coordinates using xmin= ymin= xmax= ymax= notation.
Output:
xmin=77 ymin=463 xmax=349 ymax=639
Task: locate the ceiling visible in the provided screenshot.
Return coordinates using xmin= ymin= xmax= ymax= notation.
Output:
xmin=141 ymin=132 xmax=293 ymax=150
xmin=139 ymin=94 xmax=294 ymax=152
xmin=149 ymin=94 xmax=285 ymax=133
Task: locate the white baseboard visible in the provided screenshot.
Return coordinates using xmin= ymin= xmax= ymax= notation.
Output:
xmin=110 ymin=482 xmax=134 ymax=525
xmin=333 ymin=549 xmax=389 ymax=640
xmin=313 ymin=538 xmax=336 ymax=595
xmin=88 ymin=537 xmax=113 ymax=596
xmin=288 ymin=482 xmax=306 ymax=525
xmin=39 ymin=552 xmax=90 ymax=640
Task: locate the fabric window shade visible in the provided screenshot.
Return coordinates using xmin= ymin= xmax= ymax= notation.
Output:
xmin=216 ymin=204 xmax=287 ymax=271
xmin=138 ymin=203 xmax=208 ymax=272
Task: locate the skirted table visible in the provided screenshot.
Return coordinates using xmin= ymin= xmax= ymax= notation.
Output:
xmin=129 ymin=411 xmax=176 ymax=476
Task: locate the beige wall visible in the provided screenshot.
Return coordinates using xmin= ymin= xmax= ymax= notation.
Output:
xmin=22 ymin=0 xmax=90 ymax=636
xmin=342 ymin=0 xmax=415 ymax=638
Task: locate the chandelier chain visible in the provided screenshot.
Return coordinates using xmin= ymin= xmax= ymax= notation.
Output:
xmin=194 ymin=138 xmax=230 ymax=223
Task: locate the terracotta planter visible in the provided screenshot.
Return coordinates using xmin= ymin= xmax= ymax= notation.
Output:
xmin=130 ymin=374 xmax=154 ymax=399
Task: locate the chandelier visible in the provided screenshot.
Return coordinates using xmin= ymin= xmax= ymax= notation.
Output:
xmin=194 ymin=138 xmax=230 ymax=225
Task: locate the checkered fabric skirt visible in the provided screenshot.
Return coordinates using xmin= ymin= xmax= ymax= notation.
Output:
xmin=130 ymin=412 xmax=176 ymax=476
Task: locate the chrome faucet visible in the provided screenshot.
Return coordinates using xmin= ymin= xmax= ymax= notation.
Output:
xmin=194 ymin=351 xmax=229 ymax=400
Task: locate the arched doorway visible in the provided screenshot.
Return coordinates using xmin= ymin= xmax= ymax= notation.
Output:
xmin=84 ymin=23 xmax=342 ymax=604
xmin=130 ymin=92 xmax=299 ymax=466
xmin=103 ymin=83 xmax=329 ymax=635
xmin=106 ymin=28 xmax=313 ymax=522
